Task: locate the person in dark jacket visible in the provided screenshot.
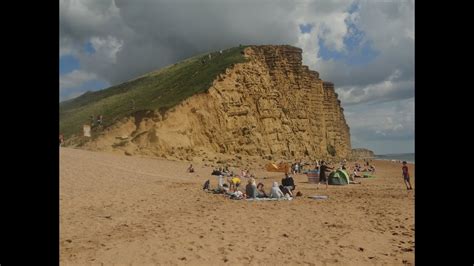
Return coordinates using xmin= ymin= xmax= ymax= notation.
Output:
xmin=318 ymin=161 xmax=333 ymax=189
xmin=279 ymin=185 xmax=293 ymax=197
xmin=281 ymin=173 xmax=296 ymax=191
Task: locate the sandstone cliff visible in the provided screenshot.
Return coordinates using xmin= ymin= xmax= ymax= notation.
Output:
xmin=80 ymin=45 xmax=351 ymax=162
xmin=351 ymin=148 xmax=375 ymax=159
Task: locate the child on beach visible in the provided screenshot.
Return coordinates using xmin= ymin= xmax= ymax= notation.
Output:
xmin=402 ymin=161 xmax=413 ymax=190
xmin=229 ymin=176 xmax=241 ymax=192
xmin=256 ymin=183 xmax=268 ymax=198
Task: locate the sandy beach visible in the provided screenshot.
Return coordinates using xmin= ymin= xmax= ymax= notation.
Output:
xmin=60 ymin=148 xmax=414 ymax=265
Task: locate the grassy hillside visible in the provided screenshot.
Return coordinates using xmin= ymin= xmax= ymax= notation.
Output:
xmin=60 ymin=46 xmax=248 ymax=137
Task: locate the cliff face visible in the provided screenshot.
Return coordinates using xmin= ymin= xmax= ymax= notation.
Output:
xmin=82 ymin=45 xmax=351 ymax=161
xmin=351 ymin=148 xmax=375 ymax=159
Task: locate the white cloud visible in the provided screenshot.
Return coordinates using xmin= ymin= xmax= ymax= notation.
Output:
xmin=90 ymin=36 xmax=123 ymax=63
xmin=318 ymin=12 xmax=350 ymax=52
xmin=345 ymin=98 xmax=414 ymax=141
xmin=336 ymin=69 xmax=414 ymax=105
xmin=60 ymin=69 xmax=97 ymax=91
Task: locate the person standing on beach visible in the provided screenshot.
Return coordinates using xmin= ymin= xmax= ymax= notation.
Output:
xmin=317 ymin=161 xmax=333 ymax=189
xmin=402 ymin=161 xmax=413 ymax=190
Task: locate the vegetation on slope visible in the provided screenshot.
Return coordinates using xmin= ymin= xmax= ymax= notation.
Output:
xmin=60 ymin=46 xmax=248 ymax=137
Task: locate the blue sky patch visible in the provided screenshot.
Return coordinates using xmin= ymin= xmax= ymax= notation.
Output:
xmin=84 ymin=41 xmax=96 ymax=54
xmin=299 ymin=23 xmax=313 ymax=34
xmin=59 ymin=55 xmax=80 ymax=75
xmin=347 ymin=1 xmax=359 ymax=14
xmin=318 ymin=9 xmax=379 ymax=66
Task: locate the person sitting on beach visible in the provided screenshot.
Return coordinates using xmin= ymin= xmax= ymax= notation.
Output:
xmin=187 ymin=164 xmax=194 ymax=173
xmin=229 ymin=190 xmax=244 ymax=200
xmin=269 ymin=182 xmax=285 ymax=198
xmin=256 ymin=183 xmax=268 ymax=198
xmin=348 ymin=170 xmax=362 ymax=184
xmin=216 ymin=174 xmax=225 ymax=190
xmin=369 ymin=165 xmax=376 ymax=174
xmin=352 ymin=168 xmax=361 ymax=178
xmin=402 ymin=161 xmax=413 ymax=190
xmin=245 ymin=178 xmax=257 ymax=199
xmin=279 ymin=185 xmax=293 ymax=197
xmin=354 ymin=163 xmax=360 ymax=172
xmin=281 ymin=173 xmax=296 ymax=191
xmin=221 ymin=183 xmax=230 ymax=193
xmin=202 ymin=180 xmax=210 ymax=190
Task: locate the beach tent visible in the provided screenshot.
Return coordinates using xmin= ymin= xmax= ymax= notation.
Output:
xmin=328 ymin=169 xmax=350 ymax=185
xmin=265 ymin=163 xmax=290 ymax=173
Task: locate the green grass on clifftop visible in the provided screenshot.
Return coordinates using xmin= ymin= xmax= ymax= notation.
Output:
xmin=60 ymin=46 xmax=248 ymax=137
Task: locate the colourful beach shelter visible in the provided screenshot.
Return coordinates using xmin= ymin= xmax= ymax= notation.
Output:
xmin=328 ymin=169 xmax=350 ymax=185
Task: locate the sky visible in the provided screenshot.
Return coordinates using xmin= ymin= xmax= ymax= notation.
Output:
xmin=60 ymin=0 xmax=414 ymax=155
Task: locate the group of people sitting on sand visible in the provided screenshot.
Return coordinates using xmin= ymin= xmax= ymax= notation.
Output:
xmin=203 ymin=170 xmax=301 ymax=200
xmin=350 ymin=162 xmax=375 ymax=177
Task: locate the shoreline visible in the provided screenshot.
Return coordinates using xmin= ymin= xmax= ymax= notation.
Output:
xmin=373 ymin=158 xmax=415 ymax=164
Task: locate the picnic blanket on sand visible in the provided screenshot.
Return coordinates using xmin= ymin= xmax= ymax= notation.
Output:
xmin=246 ymin=197 xmax=293 ymax=201
xmin=361 ymin=172 xmax=376 ymax=178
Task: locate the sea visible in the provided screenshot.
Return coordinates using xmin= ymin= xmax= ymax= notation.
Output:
xmin=374 ymin=153 xmax=415 ymax=164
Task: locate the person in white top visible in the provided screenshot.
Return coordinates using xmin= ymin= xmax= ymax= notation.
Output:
xmin=269 ymin=182 xmax=284 ymax=198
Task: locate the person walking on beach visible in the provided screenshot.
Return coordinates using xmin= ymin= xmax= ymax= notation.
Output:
xmin=402 ymin=161 xmax=413 ymax=190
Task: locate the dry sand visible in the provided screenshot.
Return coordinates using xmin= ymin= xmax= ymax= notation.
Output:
xmin=60 ymin=148 xmax=415 ymax=265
